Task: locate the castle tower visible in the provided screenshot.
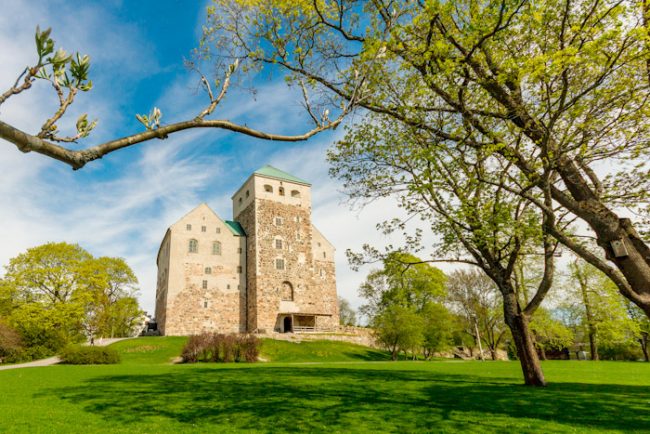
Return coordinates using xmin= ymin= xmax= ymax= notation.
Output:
xmin=233 ymin=165 xmax=338 ymax=333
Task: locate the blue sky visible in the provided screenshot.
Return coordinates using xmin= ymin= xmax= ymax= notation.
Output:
xmin=0 ymin=0 xmax=454 ymax=316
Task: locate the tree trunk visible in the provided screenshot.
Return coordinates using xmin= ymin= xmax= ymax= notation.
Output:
xmin=490 ymin=347 xmax=497 ymax=360
xmin=503 ymin=292 xmax=546 ymax=386
xmin=576 ymin=269 xmax=600 ymax=360
xmin=640 ymin=333 xmax=649 ymax=362
xmin=588 ymin=332 xmax=599 ymax=361
xmin=538 ymin=344 xmax=547 ymax=361
xmin=554 ymin=160 xmax=650 ymax=317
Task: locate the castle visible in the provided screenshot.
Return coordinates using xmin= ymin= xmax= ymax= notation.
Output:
xmin=154 ymin=165 xmax=339 ymax=335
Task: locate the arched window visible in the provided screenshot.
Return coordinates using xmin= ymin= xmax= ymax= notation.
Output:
xmin=264 ymin=184 xmax=273 ymax=193
xmin=212 ymin=241 xmax=222 ymax=255
xmin=246 ymin=190 xmax=250 ymax=198
xmin=188 ymin=239 xmax=198 ymax=253
xmin=281 ymin=281 xmax=294 ymax=301
xmin=279 ymin=187 xmax=285 ymax=196
xmin=291 ymin=190 xmax=300 ymax=198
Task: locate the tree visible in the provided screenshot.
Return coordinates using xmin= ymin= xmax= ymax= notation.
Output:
xmin=0 ymin=27 xmax=349 ymax=170
xmin=1 ymin=242 xmax=143 ymax=356
xmin=338 ymin=296 xmax=357 ymax=326
xmin=446 ymin=269 xmax=508 ymax=360
xmin=568 ymin=259 xmax=639 ymax=360
xmin=626 ymin=302 xmax=650 ymax=362
xmin=421 ymin=302 xmax=456 ymax=359
xmin=372 ymin=305 xmax=424 ymax=361
xmin=529 ymin=308 xmax=574 ymax=360
xmin=200 ymin=0 xmax=650 ymax=323
xmin=358 ymin=252 xmax=446 ymax=319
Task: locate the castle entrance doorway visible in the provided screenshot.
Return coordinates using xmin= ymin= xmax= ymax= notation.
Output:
xmin=283 ymin=316 xmax=292 ymax=333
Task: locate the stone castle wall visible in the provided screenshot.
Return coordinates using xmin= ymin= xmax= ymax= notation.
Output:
xmin=157 ymin=169 xmax=338 ymax=336
xmin=157 ymin=204 xmax=246 ymax=336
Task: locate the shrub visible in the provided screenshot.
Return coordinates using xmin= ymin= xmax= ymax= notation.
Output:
xmin=181 ymin=333 xmax=260 ymax=363
xmin=59 ymin=345 xmax=120 ymax=364
xmin=599 ymin=342 xmax=643 ymax=361
xmin=0 ymin=321 xmax=26 ymax=364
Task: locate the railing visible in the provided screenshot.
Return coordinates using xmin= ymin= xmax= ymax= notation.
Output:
xmin=292 ymin=326 xmax=333 ymax=333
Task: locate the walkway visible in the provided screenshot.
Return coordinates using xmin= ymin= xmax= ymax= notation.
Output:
xmin=0 ymin=337 xmax=131 ymax=371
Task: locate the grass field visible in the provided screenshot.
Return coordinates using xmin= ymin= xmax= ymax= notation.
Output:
xmin=1 ymin=337 xmax=649 ymax=433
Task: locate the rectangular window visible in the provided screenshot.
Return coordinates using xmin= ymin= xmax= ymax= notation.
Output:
xmin=237 ymin=247 xmax=242 ymax=254
xmin=323 ymin=252 xmax=327 ymax=259
xmin=201 ymin=226 xmax=206 ymax=232
xmin=296 ymin=232 xmax=301 ymax=240
xmin=227 ymin=284 xmax=231 ymax=289
xmin=205 ymin=267 xmax=211 ymax=274
xmin=237 ymin=266 xmax=243 ymax=274
xmin=275 ymin=259 xmax=285 ymax=270
xmin=202 ymin=280 xmax=208 ymax=289
xmin=212 ymin=242 xmax=221 ymax=255
xmin=275 ymin=239 xmax=283 ymax=249
xmin=216 ymin=228 xmax=221 ymax=234
xmin=186 ymin=224 xmax=192 ymax=231
xmin=275 ymin=217 xmax=283 ymax=226
xmin=203 ymin=301 xmax=208 ymax=308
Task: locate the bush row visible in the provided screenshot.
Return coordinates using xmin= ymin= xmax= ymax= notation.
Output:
xmin=181 ymin=333 xmax=260 ymax=363
xmin=59 ymin=345 xmax=120 ymax=364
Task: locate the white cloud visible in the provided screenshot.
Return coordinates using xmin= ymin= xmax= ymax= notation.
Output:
xmin=0 ymin=0 xmax=462 ymax=321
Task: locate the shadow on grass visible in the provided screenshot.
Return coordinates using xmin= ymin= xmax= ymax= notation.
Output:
xmin=41 ymin=366 xmax=650 ymax=432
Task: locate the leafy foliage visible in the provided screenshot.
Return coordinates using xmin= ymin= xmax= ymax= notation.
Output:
xmin=181 ymin=333 xmax=260 ymax=363
xmin=59 ymin=345 xmax=120 ymax=365
xmin=0 ymin=242 xmax=142 ymax=362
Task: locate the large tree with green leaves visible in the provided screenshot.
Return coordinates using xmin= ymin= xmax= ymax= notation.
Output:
xmin=357 ymin=252 xmax=446 ymax=320
xmin=0 ymin=242 xmax=142 ymax=357
xmin=196 ymin=0 xmax=650 ymax=324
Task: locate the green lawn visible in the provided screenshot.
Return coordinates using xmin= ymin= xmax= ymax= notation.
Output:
xmin=1 ymin=337 xmax=649 ymax=433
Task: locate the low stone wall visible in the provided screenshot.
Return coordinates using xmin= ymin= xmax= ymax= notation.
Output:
xmin=260 ymin=326 xmax=378 ymax=348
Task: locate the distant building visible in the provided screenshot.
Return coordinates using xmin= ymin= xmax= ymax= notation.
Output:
xmin=155 ymin=165 xmax=338 ymax=335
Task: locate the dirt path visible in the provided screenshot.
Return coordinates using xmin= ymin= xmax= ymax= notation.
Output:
xmin=0 ymin=337 xmax=132 ymax=371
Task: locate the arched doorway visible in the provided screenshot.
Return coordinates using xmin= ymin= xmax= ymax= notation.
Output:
xmin=283 ymin=316 xmax=292 ymax=333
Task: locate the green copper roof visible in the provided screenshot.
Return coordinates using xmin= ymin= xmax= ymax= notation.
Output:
xmin=225 ymin=220 xmax=246 ymax=237
xmin=254 ymin=165 xmax=311 ymax=186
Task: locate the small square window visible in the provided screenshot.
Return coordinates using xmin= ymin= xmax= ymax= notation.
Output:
xmin=275 ymin=217 xmax=283 ymax=226
xmin=237 ymin=247 xmax=242 ymax=254
xmin=216 ymin=228 xmax=221 ymax=234
xmin=205 ymin=267 xmax=212 ymax=274
xmin=186 ymin=224 xmax=192 ymax=231
xmin=237 ymin=266 xmax=243 ymax=274
xmin=201 ymin=226 xmax=206 ymax=232
xmin=202 ymin=280 xmax=208 ymax=289
xmin=275 ymin=259 xmax=285 ymax=270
